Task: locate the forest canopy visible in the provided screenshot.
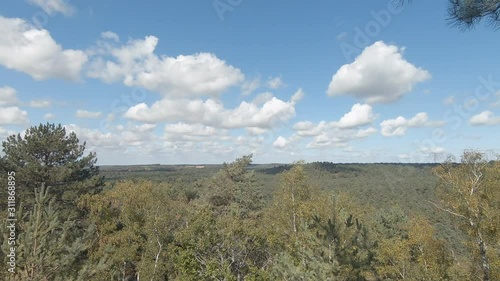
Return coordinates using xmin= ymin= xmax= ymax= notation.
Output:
xmin=0 ymin=124 xmax=498 ymax=280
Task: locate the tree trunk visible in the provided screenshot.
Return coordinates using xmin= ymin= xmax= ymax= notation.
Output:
xmin=478 ymin=232 xmax=490 ymax=281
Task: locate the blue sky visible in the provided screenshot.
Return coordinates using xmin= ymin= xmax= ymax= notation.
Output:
xmin=1 ymin=0 xmax=499 ymax=165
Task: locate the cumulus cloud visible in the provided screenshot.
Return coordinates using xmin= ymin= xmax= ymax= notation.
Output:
xmin=101 ymin=31 xmax=120 ymax=42
xmin=164 ymin=123 xmax=226 ymax=140
xmin=420 ymin=146 xmax=445 ymax=154
xmin=0 ymin=86 xmax=19 ymax=106
xmin=302 ymin=125 xmax=376 ymax=149
xmin=469 ymin=111 xmax=500 ymax=126
xmin=246 ymin=127 xmax=268 ymax=135
xmin=61 ymin=122 xmax=273 ymax=164
xmin=0 ymin=106 xmax=29 ymax=125
xmin=273 ymin=136 xmax=290 ymax=149
xmin=0 ymin=16 xmax=87 ymax=80
xmin=355 ymin=127 xmax=377 ymax=138
xmin=306 ymin=133 xmax=349 ymax=149
xmin=87 ymin=35 xmax=244 ymax=97
xmin=64 ymin=124 xmax=119 ymax=150
xmin=165 ymin=123 xmax=216 ymax=136
xmin=380 ymin=112 xmax=444 ymax=136
xmin=29 ymin=0 xmax=75 ymax=16
xmin=333 ymin=103 xmax=376 ymax=129
xmin=124 ymin=90 xmax=301 ymax=129
xmin=267 ymin=76 xmax=285 ymax=89
xmin=291 ymin=104 xmax=377 ymax=149
xmin=64 ymin=123 xmax=161 ymax=152
xmin=29 ymin=99 xmax=51 ymax=108
xmin=327 ymin=41 xmax=430 ymax=103
xmin=293 ymin=121 xmax=328 ymax=137
xmin=293 ymin=103 xmax=375 ymax=137
xmin=76 ymin=110 xmax=102 ymax=119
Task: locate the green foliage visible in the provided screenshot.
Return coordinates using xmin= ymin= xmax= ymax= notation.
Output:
xmin=2 ymin=149 xmax=495 ymax=280
xmin=397 ymin=0 xmax=500 ymax=30
xmin=205 ymin=154 xmax=264 ymax=218
xmin=80 ymin=180 xmax=184 ymax=280
xmin=375 ymin=216 xmax=454 ymax=280
xmin=1 ymin=184 xmax=96 ymax=281
xmin=372 ymin=206 xmax=409 ymax=240
xmin=433 ymin=150 xmax=500 ymax=280
xmin=0 ymin=123 xmax=103 ymax=213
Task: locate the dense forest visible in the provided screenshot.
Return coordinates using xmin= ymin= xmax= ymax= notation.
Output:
xmin=0 ymin=123 xmax=499 ymax=280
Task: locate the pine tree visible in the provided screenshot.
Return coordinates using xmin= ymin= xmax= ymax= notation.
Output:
xmin=2 ymin=184 xmax=96 ymax=281
xmin=0 ymin=123 xmax=103 ymax=215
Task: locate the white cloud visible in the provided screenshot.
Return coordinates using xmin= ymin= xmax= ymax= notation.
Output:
xmin=303 ymin=125 xmax=377 ymax=149
xmin=291 ymin=105 xmax=378 ymax=149
xmin=44 ymin=113 xmax=55 ymax=120
xmin=291 ymin=88 xmax=305 ymax=103
xmin=87 ymin=36 xmax=244 ymax=97
xmin=76 ymin=109 xmax=102 ymax=119
xmin=293 ymin=121 xmax=328 ymax=137
xmin=421 ymin=146 xmax=445 ymax=154
xmin=380 ymin=112 xmax=444 ymax=136
xmin=64 ymin=124 xmax=119 ymax=150
xmin=267 ymin=76 xmax=285 ymax=89
xmin=29 ymin=99 xmax=51 ymax=108
xmin=306 ymin=133 xmax=349 ymax=149
xmin=246 ymin=127 xmax=268 ymax=135
xmin=163 ymin=123 xmax=232 ymax=144
xmin=60 ymin=123 xmax=270 ymax=165
xmin=124 ymin=91 xmax=299 ymax=129
xmin=355 ymin=127 xmax=377 ymax=138
xmin=292 ymin=103 xmax=375 ymax=137
xmin=333 ymin=103 xmax=376 ymax=129
xmin=28 ymin=0 xmax=75 ymax=16
xmin=64 ymin=123 xmax=161 ymax=151
xmin=101 ymin=31 xmax=120 ymax=42
xmin=327 ymin=41 xmax=431 ymax=103
xmin=273 ymin=136 xmax=290 ymax=149
xmin=252 ymin=92 xmax=274 ymax=105
xmin=0 ymin=86 xmax=19 ymax=106
xmin=165 ymin=123 xmax=214 ymax=135
xmin=469 ymin=111 xmax=500 ymax=126
xmin=293 ymin=121 xmax=316 ymax=131
xmin=398 ymin=154 xmax=410 ymax=160
xmin=241 ymin=76 xmax=261 ymax=95
xmin=0 ymin=106 xmax=29 ymax=125
xmin=0 ymin=16 xmax=87 ymax=80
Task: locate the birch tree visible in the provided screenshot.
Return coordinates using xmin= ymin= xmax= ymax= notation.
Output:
xmin=432 ymin=150 xmax=500 ymax=281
